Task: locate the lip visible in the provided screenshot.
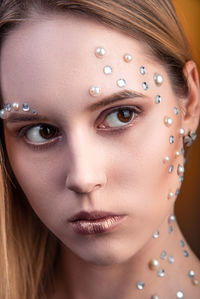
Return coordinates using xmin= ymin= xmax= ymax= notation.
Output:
xmin=68 ymin=210 xmax=126 ymax=235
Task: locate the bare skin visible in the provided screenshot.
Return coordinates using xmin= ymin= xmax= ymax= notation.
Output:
xmin=1 ymin=13 xmax=200 ymax=299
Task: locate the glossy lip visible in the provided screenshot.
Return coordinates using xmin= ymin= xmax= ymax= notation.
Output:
xmin=68 ymin=210 xmax=121 ymax=222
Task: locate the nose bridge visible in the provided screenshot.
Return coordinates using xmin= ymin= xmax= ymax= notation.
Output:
xmin=65 ymin=126 xmax=106 ymax=194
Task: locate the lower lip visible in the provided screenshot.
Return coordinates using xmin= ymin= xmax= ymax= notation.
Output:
xmin=69 ymin=215 xmax=126 ymax=235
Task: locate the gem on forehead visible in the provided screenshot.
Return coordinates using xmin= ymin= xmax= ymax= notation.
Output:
xmin=103 ymin=65 xmax=112 ymax=75
xmin=160 ymin=250 xmax=167 ymax=259
xmin=148 ymin=259 xmax=160 ymax=270
xmin=155 ymin=95 xmax=162 ymax=104
xmin=117 ymin=79 xmax=126 ymax=88
xmin=12 ymin=102 xmax=20 ymax=111
xmin=32 ymin=110 xmax=38 ymax=115
xmin=89 ymin=86 xmax=101 ymax=97
xmin=123 ymin=54 xmax=132 ymax=62
xmin=154 ymin=73 xmax=164 ymax=86
xmin=140 ymin=66 xmax=146 ymax=75
xmin=168 ymin=256 xmax=175 ymax=264
xmin=142 ymin=82 xmax=149 ymax=90
xmin=183 ymin=250 xmax=189 ymax=257
xmin=157 ymin=269 xmax=165 ymax=277
xmin=4 ymin=103 xmax=12 ymax=112
xmin=95 ymin=47 xmax=106 ymax=58
xmin=22 ymin=103 xmax=30 ymax=112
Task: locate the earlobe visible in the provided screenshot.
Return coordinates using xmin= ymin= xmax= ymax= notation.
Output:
xmin=182 ymin=60 xmax=200 ymax=134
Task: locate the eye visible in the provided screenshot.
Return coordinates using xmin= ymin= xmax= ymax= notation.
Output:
xmin=20 ymin=124 xmax=59 ymax=144
xmin=98 ymin=107 xmax=138 ymax=129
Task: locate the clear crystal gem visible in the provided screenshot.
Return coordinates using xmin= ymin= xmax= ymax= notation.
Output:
xmin=160 ymin=250 xmax=167 ymax=259
xmin=142 ymin=82 xmax=149 ymax=90
xmin=22 ymin=103 xmax=30 ymax=112
xmin=168 ymin=256 xmax=175 ymax=264
xmin=183 ymin=250 xmax=189 ymax=257
xmin=188 ymin=270 xmax=195 ymax=278
xmin=169 ymin=136 xmax=175 ymax=144
xmin=176 ymin=291 xmax=184 ymax=298
xmin=174 ymin=107 xmax=179 ymax=115
xmin=157 ymin=269 xmax=165 ymax=277
xmin=179 ymin=176 xmax=184 ymax=183
xmin=104 ymin=65 xmax=112 ymax=75
xmin=169 ymin=165 xmax=174 ymax=173
xmin=117 ymin=79 xmax=126 ymax=88
xmin=176 ymin=188 xmax=181 ymax=196
xmin=4 ymin=103 xmax=12 ymax=112
xmin=155 ymin=95 xmax=162 ymax=104
xmin=168 ymin=225 xmax=173 ymax=233
xmin=140 ymin=66 xmax=146 ymax=75
xmin=153 ymin=231 xmax=159 ymax=239
xmin=137 ymin=281 xmax=145 ymax=290
xmin=180 ymin=240 xmax=185 ymax=247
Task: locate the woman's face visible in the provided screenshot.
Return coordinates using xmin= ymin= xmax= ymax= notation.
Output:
xmin=1 ymin=14 xmax=185 ymax=265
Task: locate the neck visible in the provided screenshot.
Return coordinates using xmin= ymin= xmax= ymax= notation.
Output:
xmin=52 ymin=212 xmax=200 ymax=299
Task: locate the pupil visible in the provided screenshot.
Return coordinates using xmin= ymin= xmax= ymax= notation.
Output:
xmin=118 ymin=109 xmax=132 ymax=123
xmin=40 ymin=125 xmax=56 ymax=139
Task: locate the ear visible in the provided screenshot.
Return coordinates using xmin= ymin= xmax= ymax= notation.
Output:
xmin=181 ymin=60 xmax=200 ymax=134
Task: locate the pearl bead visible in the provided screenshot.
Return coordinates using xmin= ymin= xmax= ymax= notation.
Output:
xmin=148 ymin=259 xmax=160 ymax=270
xmin=89 ymin=86 xmax=101 ymax=96
xmin=0 ymin=109 xmax=7 ymax=119
xmin=12 ymin=102 xmax=20 ymax=111
xmin=123 ymin=54 xmax=132 ymax=62
xmin=188 ymin=270 xmax=195 ymax=278
xmin=177 ymin=165 xmax=184 ymax=176
xmin=163 ymin=156 xmax=170 ymax=163
xmin=154 ymin=73 xmax=164 ymax=86
xmin=175 ymin=151 xmax=180 ymax=158
xmin=176 ymin=291 xmax=184 ymax=298
xmin=192 ymin=278 xmax=199 ymax=285
xmin=168 ymin=192 xmax=174 ymax=199
xmin=95 ymin=47 xmax=106 ymax=58
xmin=164 ymin=116 xmax=173 ymax=127
xmin=180 ymin=128 xmax=185 ymax=136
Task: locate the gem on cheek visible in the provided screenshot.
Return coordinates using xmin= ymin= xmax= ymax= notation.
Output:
xmin=142 ymin=82 xmax=149 ymax=90
xmin=154 ymin=73 xmax=164 ymax=86
xmin=155 ymin=95 xmax=162 ymax=104
xmin=140 ymin=66 xmax=146 ymax=75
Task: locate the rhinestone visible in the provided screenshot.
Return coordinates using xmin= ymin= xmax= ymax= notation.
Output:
xmin=164 ymin=116 xmax=173 ymax=127
xmin=183 ymin=250 xmax=189 ymax=257
xmin=12 ymin=102 xmax=20 ymax=111
xmin=154 ymin=73 xmax=164 ymax=86
xmin=140 ymin=66 xmax=146 ymax=75
xmin=177 ymin=165 xmax=184 ymax=176
xmin=89 ymin=86 xmax=101 ymax=96
xmin=155 ymin=95 xmax=162 ymax=104
xmin=176 ymin=188 xmax=181 ymax=196
xmin=4 ymin=103 xmax=12 ymax=112
xmin=137 ymin=281 xmax=145 ymax=290
xmin=151 ymin=296 xmax=159 ymax=299
xmin=160 ymin=250 xmax=167 ymax=259
xmin=157 ymin=269 xmax=165 ymax=277
xmin=169 ymin=136 xmax=175 ymax=144
xmin=175 ymin=151 xmax=180 ymax=157
xmin=153 ymin=231 xmax=159 ymax=239
xmin=192 ymin=278 xmax=199 ymax=285
xmin=168 ymin=256 xmax=175 ymax=264
xmin=169 ymin=225 xmax=173 ymax=233
xmin=142 ymin=82 xmax=149 ymax=90
xmin=168 ymin=192 xmax=174 ymax=199
xmin=103 ymin=65 xmax=112 ymax=75
xmin=169 ymin=215 xmax=176 ymax=222
xmin=169 ymin=165 xmax=174 ymax=173
xmin=123 ymin=54 xmax=132 ymax=62
xmin=181 ymin=148 xmax=185 ymax=155
xmin=22 ymin=103 xmax=30 ymax=112
xmin=117 ymin=79 xmax=126 ymax=88
xmin=180 ymin=240 xmax=185 ymax=247
xmin=148 ymin=259 xmax=160 ymax=270
xmin=180 ymin=128 xmax=185 ymax=136
xmin=0 ymin=109 xmax=7 ymax=119
xmin=95 ymin=47 xmax=106 ymax=58
xmin=179 ymin=176 xmax=184 ymax=183
xmin=163 ymin=156 xmax=170 ymax=163
xmin=188 ymin=270 xmax=195 ymax=278
xmin=174 ymin=107 xmax=179 ymax=115
xmin=176 ymin=291 xmax=184 ymax=298
xmin=32 ymin=110 xmax=37 ymax=115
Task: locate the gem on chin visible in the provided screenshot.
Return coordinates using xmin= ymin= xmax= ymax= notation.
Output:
xmin=168 ymin=256 xmax=175 ymax=264
xmin=169 ymin=165 xmax=174 ymax=173
xmin=179 ymin=240 xmax=185 ymax=247
xmin=183 ymin=250 xmax=189 ymax=257
xmin=168 ymin=225 xmax=173 ymax=233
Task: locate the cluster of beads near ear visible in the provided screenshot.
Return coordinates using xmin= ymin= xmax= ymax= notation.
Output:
xmin=0 ymin=102 xmax=37 ymax=119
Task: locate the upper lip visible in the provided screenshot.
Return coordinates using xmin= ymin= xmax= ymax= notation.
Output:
xmin=69 ymin=210 xmax=120 ymax=222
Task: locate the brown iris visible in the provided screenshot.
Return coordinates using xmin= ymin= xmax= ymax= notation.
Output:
xmin=117 ymin=109 xmax=134 ymax=123
xmin=39 ymin=125 xmax=57 ymax=139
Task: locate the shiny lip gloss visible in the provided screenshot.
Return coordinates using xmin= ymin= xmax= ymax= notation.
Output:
xmin=69 ymin=215 xmax=126 ymax=235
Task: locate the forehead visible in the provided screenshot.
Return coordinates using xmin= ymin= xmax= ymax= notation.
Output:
xmin=0 ymin=13 xmax=167 ymax=109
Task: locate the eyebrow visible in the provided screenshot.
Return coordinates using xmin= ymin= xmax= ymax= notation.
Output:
xmin=4 ymin=89 xmax=143 ymax=123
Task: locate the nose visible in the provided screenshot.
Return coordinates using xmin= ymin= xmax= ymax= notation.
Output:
xmin=65 ymin=131 xmax=107 ymax=194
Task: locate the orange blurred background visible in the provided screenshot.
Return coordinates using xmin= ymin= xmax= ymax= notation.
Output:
xmin=173 ymin=0 xmax=200 ymax=259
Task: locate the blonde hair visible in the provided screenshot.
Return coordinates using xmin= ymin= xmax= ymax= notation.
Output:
xmin=0 ymin=1 xmax=194 ymax=298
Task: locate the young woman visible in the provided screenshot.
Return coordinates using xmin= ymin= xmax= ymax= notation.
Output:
xmin=0 ymin=1 xmax=199 ymax=298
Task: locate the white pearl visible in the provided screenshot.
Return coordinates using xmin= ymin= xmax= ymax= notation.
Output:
xmin=175 ymin=151 xmax=180 ymax=157
xmin=177 ymin=165 xmax=184 ymax=176
xmin=164 ymin=116 xmax=173 ymax=127
xmin=123 ymin=54 xmax=132 ymax=62
xmin=163 ymin=156 xmax=170 ymax=163
xmin=168 ymin=192 xmax=174 ymax=199
xmin=180 ymin=128 xmax=185 ymax=136
xmin=12 ymin=102 xmax=20 ymax=111
xmin=95 ymin=47 xmax=106 ymax=58
xmin=154 ymin=73 xmax=164 ymax=86
xmin=148 ymin=259 xmax=160 ymax=270
xmin=89 ymin=86 xmax=101 ymax=96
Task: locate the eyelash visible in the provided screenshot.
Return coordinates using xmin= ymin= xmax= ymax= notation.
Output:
xmin=17 ymin=105 xmax=141 ymax=151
